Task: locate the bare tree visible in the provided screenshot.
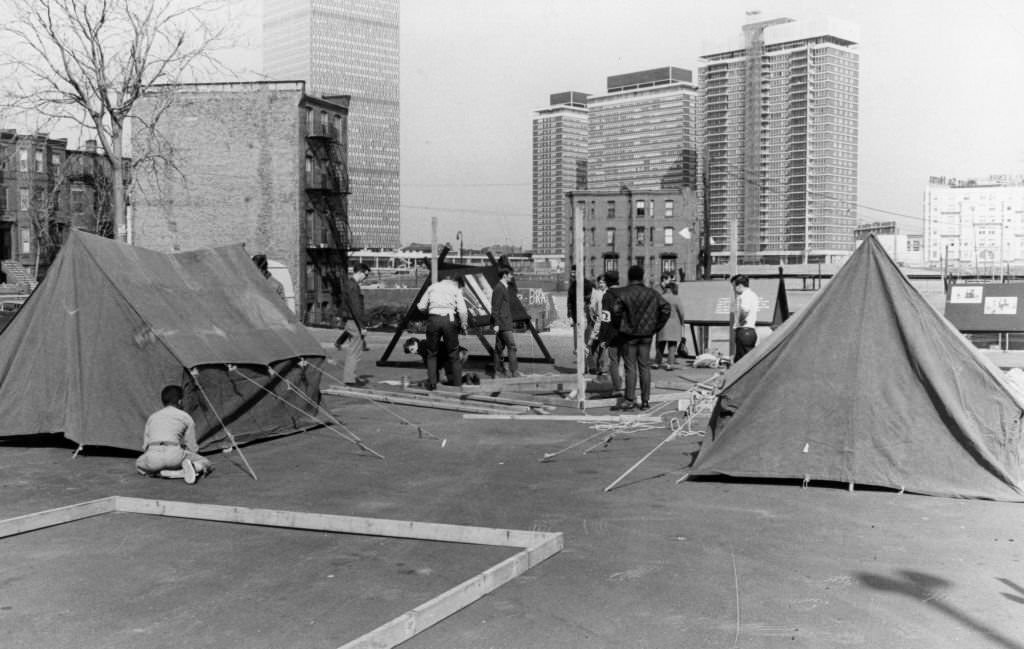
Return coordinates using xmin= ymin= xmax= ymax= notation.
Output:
xmin=0 ymin=0 xmax=230 ymax=242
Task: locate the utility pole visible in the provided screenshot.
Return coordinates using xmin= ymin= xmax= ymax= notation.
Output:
xmin=430 ymin=217 xmax=438 ymax=283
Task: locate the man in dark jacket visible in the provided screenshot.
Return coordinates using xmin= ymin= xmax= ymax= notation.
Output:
xmin=334 ymin=263 xmax=371 ymax=386
xmin=610 ymin=265 xmax=671 ymax=411
xmin=490 ymin=266 xmax=520 ymax=377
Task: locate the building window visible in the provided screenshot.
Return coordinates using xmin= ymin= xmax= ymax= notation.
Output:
xmin=70 ymin=187 xmax=85 ymax=214
xmin=603 ymin=257 xmax=618 ymax=272
xmin=606 ymin=228 xmax=615 ymax=246
xmin=661 ymin=257 xmax=677 ymax=274
xmin=607 ymin=201 xmax=616 ymax=218
xmin=664 ymin=200 xmax=674 ymax=217
xmin=18 ymin=149 xmax=27 ymax=172
xmin=634 ymin=256 xmax=645 ymax=269
xmin=19 ymin=188 xmax=29 ymax=211
xmin=35 ymin=150 xmax=44 ymax=173
xmin=636 ymin=200 xmax=646 ymax=218
xmin=664 ymin=227 xmax=674 ymax=245
xmin=51 ymin=153 xmax=61 ymax=168
xmin=306 ymin=107 xmax=315 ymax=134
xmin=20 ymin=226 xmax=30 ymax=254
xmin=635 ymin=227 xmax=645 ymax=245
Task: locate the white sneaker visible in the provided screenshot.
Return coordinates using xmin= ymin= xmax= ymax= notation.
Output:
xmin=181 ymin=458 xmax=197 ymax=485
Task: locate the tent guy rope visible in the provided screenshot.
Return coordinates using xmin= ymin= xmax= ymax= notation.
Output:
xmin=225 ymin=363 xmax=384 ymax=460
xmin=189 ymin=368 xmax=258 ymax=481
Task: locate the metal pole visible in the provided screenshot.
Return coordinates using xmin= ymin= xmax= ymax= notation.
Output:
xmin=573 ymin=198 xmax=586 ymax=410
xmin=430 ymin=217 xmax=438 ymax=284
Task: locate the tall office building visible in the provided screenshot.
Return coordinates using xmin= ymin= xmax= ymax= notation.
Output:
xmin=700 ymin=18 xmax=859 ymax=264
xmin=263 ymin=0 xmax=400 ymax=249
xmin=531 ymin=92 xmax=589 ymax=260
xmin=586 ymin=67 xmax=699 ymax=192
xmin=924 ymin=175 xmax=1024 ymax=269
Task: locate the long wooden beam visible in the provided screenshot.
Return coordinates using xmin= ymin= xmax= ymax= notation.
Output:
xmin=0 ymin=497 xmax=114 ymax=539
xmin=113 ymin=497 xmax=551 ymax=548
xmin=462 ymin=413 xmax=663 ymax=423
xmin=583 ymin=392 xmax=693 ymax=409
xmin=404 ymin=387 xmax=551 ymax=410
xmin=340 ymin=532 xmax=563 ymax=649
xmin=323 ymin=386 xmax=525 ymax=415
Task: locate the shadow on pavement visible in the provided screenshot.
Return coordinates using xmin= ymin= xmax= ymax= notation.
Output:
xmin=856 ymin=570 xmax=1024 ymax=649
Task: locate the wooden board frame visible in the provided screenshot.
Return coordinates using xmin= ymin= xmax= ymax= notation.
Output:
xmin=0 ymin=497 xmax=564 ymax=649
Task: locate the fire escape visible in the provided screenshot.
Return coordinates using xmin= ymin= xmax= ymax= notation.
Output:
xmin=304 ymin=120 xmax=351 ymax=322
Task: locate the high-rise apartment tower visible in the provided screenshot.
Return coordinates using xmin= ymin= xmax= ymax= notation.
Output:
xmin=586 ymin=67 xmax=699 ymax=193
xmin=700 ymin=18 xmax=859 ymax=264
xmin=531 ymin=92 xmax=589 ymax=260
xmin=263 ymin=0 xmax=400 ymax=249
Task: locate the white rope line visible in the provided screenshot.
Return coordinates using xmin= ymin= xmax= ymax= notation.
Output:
xmin=226 ymin=363 xmax=384 ymax=460
xmin=302 ymin=360 xmax=441 ymax=440
xmin=189 ymin=368 xmax=258 ymax=481
xmin=267 ymin=363 xmax=388 ymax=457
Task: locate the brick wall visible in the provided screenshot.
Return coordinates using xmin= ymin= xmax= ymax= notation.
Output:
xmin=132 ymin=85 xmax=303 ymax=295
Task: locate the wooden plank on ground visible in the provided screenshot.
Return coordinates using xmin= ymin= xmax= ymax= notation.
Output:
xmin=323 ymin=385 xmax=525 ymax=414
xmin=404 ymin=387 xmax=551 ymax=410
xmin=0 ymin=497 xmax=115 ymax=539
xmin=584 ymin=392 xmax=694 ymax=409
xmin=341 ymin=532 xmax=563 ymax=649
xmin=462 ymin=413 xmax=663 ymax=423
xmin=472 ymin=374 xmax=582 ymax=391
xmin=113 ymin=497 xmax=556 ymax=548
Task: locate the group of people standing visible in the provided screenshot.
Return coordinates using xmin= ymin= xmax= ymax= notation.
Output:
xmin=573 ymin=265 xmax=673 ymax=411
xmin=574 ymin=267 xmax=760 ymax=410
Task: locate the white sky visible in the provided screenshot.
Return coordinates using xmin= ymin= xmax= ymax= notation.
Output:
xmin=22 ymin=0 xmax=1024 ymax=249
xmin=395 ymin=0 xmax=1024 ymax=248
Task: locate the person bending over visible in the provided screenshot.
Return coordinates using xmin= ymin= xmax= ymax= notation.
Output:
xmin=403 ymin=337 xmax=478 ymax=385
xmin=135 ymin=385 xmax=212 ymax=485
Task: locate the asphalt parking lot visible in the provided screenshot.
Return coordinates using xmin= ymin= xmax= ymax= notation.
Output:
xmin=2 ymin=329 xmax=1023 ymax=649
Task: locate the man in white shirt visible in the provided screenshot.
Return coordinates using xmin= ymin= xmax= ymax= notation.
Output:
xmin=135 ymin=385 xmax=212 ymax=484
xmin=416 ymin=274 xmax=469 ymax=389
xmin=730 ymin=274 xmax=759 ymax=362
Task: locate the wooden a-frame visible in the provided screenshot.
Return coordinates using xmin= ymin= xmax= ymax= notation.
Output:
xmin=1 ymin=497 xmax=563 ymax=649
xmin=376 ymin=247 xmax=555 ymax=366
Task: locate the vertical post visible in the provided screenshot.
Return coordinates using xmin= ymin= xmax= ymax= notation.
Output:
xmin=430 ymin=216 xmax=438 ymax=284
xmin=729 ymin=218 xmax=739 ymax=277
xmin=573 ymin=199 xmax=586 ymax=410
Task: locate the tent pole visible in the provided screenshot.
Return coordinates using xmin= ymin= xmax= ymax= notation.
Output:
xmin=190 ymin=368 xmax=258 ymax=481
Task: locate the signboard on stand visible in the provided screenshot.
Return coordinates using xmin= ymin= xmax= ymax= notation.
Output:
xmin=945 ymin=283 xmax=1024 ymax=332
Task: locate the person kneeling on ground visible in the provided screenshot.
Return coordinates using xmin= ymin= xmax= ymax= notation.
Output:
xmin=135 ymin=385 xmax=212 ymax=485
xmin=403 ymin=337 xmax=479 ymax=385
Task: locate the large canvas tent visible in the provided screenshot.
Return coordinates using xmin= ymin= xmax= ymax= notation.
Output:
xmin=688 ymin=235 xmax=1024 ymax=500
xmin=0 ymin=231 xmax=325 ymax=452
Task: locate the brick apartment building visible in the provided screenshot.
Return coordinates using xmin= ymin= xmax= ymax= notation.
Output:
xmin=567 ymin=187 xmax=700 ymax=282
xmin=131 ymin=81 xmax=350 ymax=324
xmin=0 ymin=130 xmax=113 ymax=287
